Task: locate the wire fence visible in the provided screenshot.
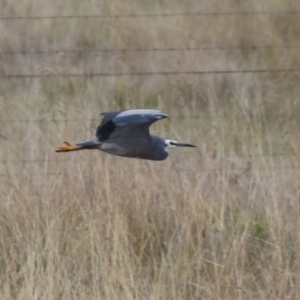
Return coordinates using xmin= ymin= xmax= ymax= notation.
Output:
xmin=1 ymin=10 xmax=300 ymax=20
xmin=0 ymin=150 xmax=294 ymax=164
xmin=0 ymin=113 xmax=298 ymax=123
xmin=1 ymin=10 xmax=299 ymax=173
xmin=1 ymin=10 xmax=300 ymax=77
xmin=1 ymin=45 xmax=300 ymax=56
xmin=2 ymin=68 xmax=300 ymax=78
xmin=1 ymin=166 xmax=300 ymax=178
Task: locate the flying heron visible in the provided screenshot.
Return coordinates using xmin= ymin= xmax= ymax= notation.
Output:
xmin=56 ymin=109 xmax=196 ymax=161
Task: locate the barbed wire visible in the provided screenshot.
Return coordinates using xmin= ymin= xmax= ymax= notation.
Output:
xmin=2 ymin=68 xmax=300 ymax=79
xmin=1 ymin=10 xmax=300 ymax=21
xmin=1 ymin=166 xmax=300 ymax=178
xmin=0 ymin=114 xmax=298 ymax=123
xmin=1 ymin=45 xmax=300 ymax=56
xmin=0 ymin=150 xmax=295 ymax=164
xmin=0 ymin=12 xmax=298 ymax=175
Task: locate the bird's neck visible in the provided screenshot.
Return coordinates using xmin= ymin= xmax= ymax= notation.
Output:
xmin=149 ymin=136 xmax=169 ymax=161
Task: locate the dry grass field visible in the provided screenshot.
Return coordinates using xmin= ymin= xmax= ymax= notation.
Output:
xmin=1 ymin=0 xmax=300 ymax=299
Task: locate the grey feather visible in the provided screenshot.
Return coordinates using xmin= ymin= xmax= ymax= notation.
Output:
xmin=96 ymin=109 xmax=167 ymax=141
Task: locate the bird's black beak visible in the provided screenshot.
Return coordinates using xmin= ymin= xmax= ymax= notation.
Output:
xmin=174 ymin=142 xmax=196 ymax=148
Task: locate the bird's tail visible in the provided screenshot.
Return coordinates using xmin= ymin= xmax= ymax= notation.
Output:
xmin=56 ymin=140 xmax=101 ymax=152
xmin=75 ymin=139 xmax=101 ymax=147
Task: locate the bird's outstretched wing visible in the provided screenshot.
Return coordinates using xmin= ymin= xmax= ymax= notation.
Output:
xmin=96 ymin=109 xmax=167 ymax=141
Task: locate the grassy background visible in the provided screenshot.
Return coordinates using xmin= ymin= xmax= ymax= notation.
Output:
xmin=1 ymin=0 xmax=300 ymax=299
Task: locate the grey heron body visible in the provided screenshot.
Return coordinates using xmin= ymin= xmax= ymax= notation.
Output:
xmin=56 ymin=109 xmax=196 ymax=161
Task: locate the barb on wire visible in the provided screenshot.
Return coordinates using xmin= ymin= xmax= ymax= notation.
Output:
xmin=1 ymin=68 xmax=300 ymax=79
xmin=1 ymin=10 xmax=300 ymax=21
xmin=1 ymin=45 xmax=300 ymax=56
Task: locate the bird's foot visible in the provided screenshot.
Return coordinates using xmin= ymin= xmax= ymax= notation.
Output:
xmin=56 ymin=141 xmax=77 ymax=152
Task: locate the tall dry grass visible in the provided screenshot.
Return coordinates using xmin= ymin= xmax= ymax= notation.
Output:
xmin=1 ymin=0 xmax=300 ymax=299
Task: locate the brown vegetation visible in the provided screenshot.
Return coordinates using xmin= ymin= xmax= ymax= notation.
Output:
xmin=1 ymin=0 xmax=300 ymax=299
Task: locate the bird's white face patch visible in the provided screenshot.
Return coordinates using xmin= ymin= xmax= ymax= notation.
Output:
xmin=164 ymin=139 xmax=179 ymax=150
